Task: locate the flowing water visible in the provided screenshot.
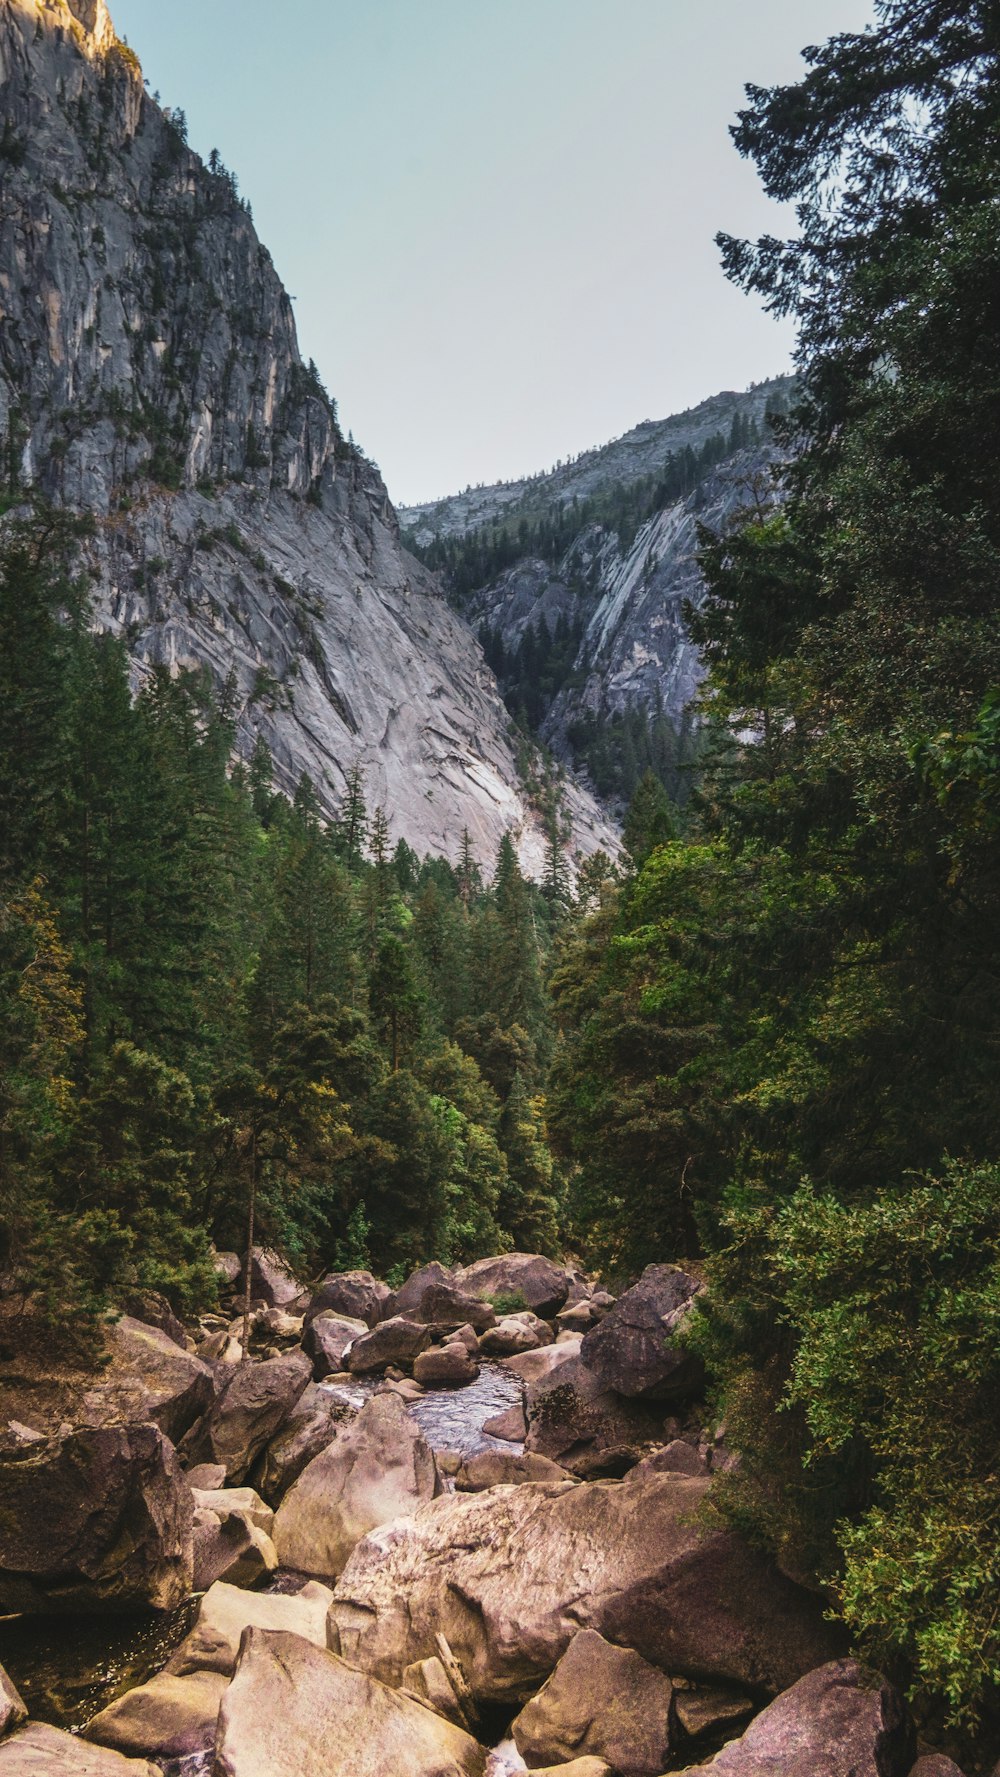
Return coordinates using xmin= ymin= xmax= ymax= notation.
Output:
xmin=0 ymin=1362 xmax=525 ymax=1733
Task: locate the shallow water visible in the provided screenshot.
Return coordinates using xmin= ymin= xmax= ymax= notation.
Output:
xmin=0 ymin=1598 xmax=197 ymax=1730
xmin=409 ymin=1359 xmax=524 ymax=1457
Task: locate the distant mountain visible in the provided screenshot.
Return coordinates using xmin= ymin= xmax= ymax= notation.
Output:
xmin=400 ymin=378 xmax=792 ymax=807
xmin=0 ymin=0 xmax=616 ymax=873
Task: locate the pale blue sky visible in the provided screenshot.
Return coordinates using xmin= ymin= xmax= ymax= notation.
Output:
xmin=110 ymin=0 xmax=875 ymax=505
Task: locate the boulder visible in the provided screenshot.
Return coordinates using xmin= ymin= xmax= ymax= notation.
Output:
xmin=0 ymin=1665 xmax=25 ymax=1738
xmin=0 ymin=1724 xmax=159 ymax=1774
xmin=457 ymin=1255 xmax=571 ymax=1318
xmin=524 ymin=1355 xmax=667 ymax=1477
xmin=0 ymin=1422 xmax=193 ymax=1613
xmin=242 ymin=1247 xmax=304 ymax=1309
xmin=186 ymin=1462 xmax=227 ymax=1489
xmin=214 ymin=1627 xmax=486 ymax=1777
xmin=274 ymin=1392 xmax=439 ymax=1579
xmin=482 ymin=1403 xmax=527 ymax=1443
xmin=511 ymin=1629 xmax=674 ymax=1776
xmin=672 ymin=1682 xmax=754 ymax=1741
xmin=193 ymin=1506 xmax=264 ymax=1591
xmin=167 ymin=1578 xmax=334 ymax=1677
xmin=346 ymin=1316 xmax=431 ymax=1375
xmin=180 ymin=1348 xmax=312 ymax=1483
xmin=214 ymin=1251 xmax=242 ymax=1288
xmin=389 ymin=1261 xmax=455 ymax=1318
xmin=633 ymin=1439 xmax=706 ymax=1478
xmin=414 ymin=1284 xmax=496 ymax=1334
xmin=302 ymin=1314 xmax=367 ymax=1379
xmin=413 ymin=1344 xmax=480 ymax=1387
xmin=673 ymin=1660 xmax=914 ymax=1776
xmin=479 ymin=1319 xmax=542 ymax=1358
xmin=192 ymin=1485 xmax=274 ymax=1534
xmin=555 ymin=1301 xmax=600 ymax=1334
xmin=305 ymin=1270 xmax=391 ymax=1329
xmin=456 ymin=1452 xmax=572 ymax=1490
xmin=253 ymin=1382 xmax=358 ymax=1505
xmin=579 ymin=1265 xmax=704 ymax=1403
xmin=911 ymin=1760 xmax=967 ymax=1777
xmin=450 ymin=1323 xmax=481 ymax=1354
xmin=530 ymin=1764 xmax=612 ymax=1777
xmin=85 ymin=1317 xmax=215 ymax=1445
xmin=330 ymin=1469 xmax=842 ymax=1706
xmin=402 ymin=1655 xmax=473 ymax=1730
xmin=121 ymin=1291 xmax=190 ymax=1349
xmin=84 ymin=1668 xmax=230 ymax=1760
xmin=502 ymin=1343 xmax=580 ymax=1385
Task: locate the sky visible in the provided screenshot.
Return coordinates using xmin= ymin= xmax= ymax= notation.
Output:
xmin=109 ymin=0 xmax=876 ymax=506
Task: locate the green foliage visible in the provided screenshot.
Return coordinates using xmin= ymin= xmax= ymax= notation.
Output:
xmin=485 ymin=1288 xmax=528 ymax=1316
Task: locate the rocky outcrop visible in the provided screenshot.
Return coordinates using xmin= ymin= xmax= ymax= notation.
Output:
xmin=510 ymin=1630 xmax=675 ymax=1776
xmin=524 ymin=1353 xmax=667 ymax=1476
xmin=252 ymin=1381 xmax=358 ymax=1505
xmin=672 ymin=1660 xmax=915 ymax=1777
xmin=0 ymin=1723 xmax=159 ymax=1774
xmin=180 ymin=1348 xmax=312 ymax=1482
xmin=456 ymin=1256 xmax=571 ymax=1319
xmin=0 ymin=0 xmax=615 ymax=873
xmin=214 ymin=1628 xmax=486 ymax=1777
xmin=330 ymin=1469 xmax=842 ymax=1705
xmin=0 ymin=1421 xmax=192 ymax=1612
xmin=98 ymin=1316 xmax=216 ymax=1443
xmin=579 ymin=1265 xmax=704 ymax=1402
xmin=273 ymin=1392 xmax=438 ymax=1579
xmin=167 ymin=1578 xmax=335 ymax=1677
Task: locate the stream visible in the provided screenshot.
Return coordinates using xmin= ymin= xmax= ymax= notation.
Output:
xmin=0 ymin=1362 xmax=526 ymax=1731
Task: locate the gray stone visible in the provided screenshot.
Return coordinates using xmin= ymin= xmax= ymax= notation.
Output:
xmin=305 ymin=1272 xmax=391 ymax=1330
xmin=579 ymin=1264 xmax=704 ymax=1402
xmin=346 ymin=1316 xmax=431 ymax=1374
xmin=0 ymin=1723 xmax=159 ymax=1775
xmin=301 ymin=1314 xmax=367 ymax=1379
xmin=457 ymin=1255 xmax=572 ymax=1318
xmin=167 ymin=1578 xmax=334 ymax=1678
xmin=242 ymin=1248 xmax=304 ymax=1309
xmin=253 ymin=1381 xmax=358 ymax=1505
xmin=180 ymin=1349 xmax=312 ymax=1483
xmin=511 ymin=1629 xmax=674 ymax=1776
xmin=524 ymin=1354 xmax=668 ymax=1477
xmin=481 ymin=1403 xmax=527 ymax=1443
xmin=674 ymin=1660 xmax=914 ymax=1776
xmin=412 ymin=1344 xmax=479 ymax=1386
xmin=388 ymin=1262 xmax=455 ymax=1318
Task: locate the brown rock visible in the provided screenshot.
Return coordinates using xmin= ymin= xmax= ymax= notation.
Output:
xmin=167 ymin=1578 xmax=334 ymax=1677
xmin=457 ymin=1255 xmax=571 ymax=1318
xmin=579 ymin=1265 xmax=704 ymax=1403
xmin=87 ymin=1317 xmax=215 ymax=1445
xmin=84 ymin=1669 xmax=229 ymax=1760
xmin=330 ymin=1469 xmax=842 ymax=1706
xmin=673 ymin=1682 xmax=754 ymax=1741
xmin=413 ymin=1344 xmax=479 ymax=1387
xmin=529 ymin=1763 xmax=612 ymax=1777
xmin=389 ymin=1261 xmax=455 ymax=1317
xmin=242 ymin=1247 xmax=305 ymax=1309
xmin=214 ymin=1627 xmax=486 ymax=1777
xmin=305 ymin=1270 xmax=391 ymax=1329
xmin=301 ymin=1314 xmax=367 ymax=1379
xmin=479 ymin=1319 xmax=542 ymax=1357
xmin=910 ymin=1762 xmax=967 ymax=1777
xmin=253 ymin=1381 xmax=359 ymax=1505
xmin=415 ymin=1284 xmax=496 ymax=1333
xmin=633 ymin=1439 xmax=706 ymax=1478
xmin=346 ymin=1316 xmax=431 ymax=1374
xmin=482 ymin=1403 xmax=526 ymax=1442
xmin=455 ymin=1451 xmax=572 ymax=1490
xmin=0 ymin=1724 xmax=159 ymax=1774
xmin=674 ymin=1660 xmax=914 ymax=1777
xmin=524 ymin=1354 xmax=667 ymax=1477
xmin=0 ymin=1422 xmax=193 ymax=1614
xmin=502 ymin=1342 xmax=580 ymax=1385
xmin=0 ymin=1664 xmax=26 ymax=1738
xmin=180 ymin=1348 xmax=312 ymax=1483
xmin=511 ymin=1628 xmax=674 ymax=1776
xmin=273 ymin=1392 xmax=438 ymax=1579
xmin=185 ymin=1462 xmax=227 ymax=1489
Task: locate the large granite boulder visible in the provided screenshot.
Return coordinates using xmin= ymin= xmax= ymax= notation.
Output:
xmin=84 ymin=1668 xmax=230 ymax=1760
xmin=456 ymin=1255 xmax=571 ymax=1318
xmin=193 ymin=1504 xmax=274 ymax=1591
xmin=274 ymin=1392 xmax=439 ymax=1579
xmin=0 ymin=1423 xmax=193 ymax=1613
xmin=412 ymin=1343 xmax=479 ymax=1387
xmin=511 ymin=1629 xmax=674 ymax=1776
xmin=911 ymin=1760 xmax=967 ymax=1777
xmin=167 ymin=1578 xmax=334 ymax=1677
xmin=302 ymin=1314 xmax=367 ymax=1379
xmin=330 ymin=1469 xmax=842 ymax=1706
xmin=389 ymin=1261 xmax=454 ymax=1318
xmin=0 ymin=1724 xmax=159 ymax=1774
xmin=180 ymin=1348 xmax=312 ymax=1483
xmin=579 ymin=1264 xmax=704 ymax=1402
xmin=76 ymin=1318 xmax=215 ymax=1445
xmin=412 ymin=1284 xmax=496 ymax=1334
xmin=502 ymin=1343 xmax=580 ymax=1385
xmin=305 ymin=1271 xmax=391 ymax=1329
xmin=455 ymin=1451 xmax=571 ymax=1490
xmin=252 ymin=1382 xmax=359 ymax=1505
xmin=214 ymin=1627 xmax=486 ymax=1777
xmin=524 ymin=1354 xmax=667 ymax=1476
xmin=673 ymin=1660 xmax=914 ymax=1776
xmin=346 ymin=1317 xmax=431 ymax=1375
xmin=242 ymin=1247 xmax=305 ymax=1309
xmin=480 ymin=1318 xmax=544 ymax=1357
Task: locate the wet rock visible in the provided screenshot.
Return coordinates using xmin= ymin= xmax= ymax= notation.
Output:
xmin=673 ymin=1660 xmax=914 ymax=1776
xmin=511 ymin=1629 xmax=674 ymax=1776
xmin=413 ymin=1344 xmax=480 ymax=1387
xmin=482 ymin=1403 xmax=527 ymax=1443
xmin=457 ymin=1255 xmax=571 ymax=1319
xmin=180 ymin=1349 xmax=312 ymax=1483
xmin=455 ymin=1451 xmax=573 ymax=1490
xmin=214 ymin=1627 xmax=486 ymax=1777
xmin=524 ymin=1354 xmax=667 ymax=1477
xmin=253 ymin=1382 xmax=358 ymax=1506
xmin=330 ymin=1469 xmax=842 ymax=1706
xmin=84 ymin=1669 xmax=229 ymax=1761
xmin=167 ymin=1579 xmax=334 ymax=1677
xmin=0 ymin=1664 xmax=26 ymax=1738
xmin=274 ymin=1392 xmax=438 ymax=1579
xmin=633 ymin=1439 xmax=706 ymax=1478
xmin=0 ymin=1723 xmax=159 ymax=1774
xmin=301 ymin=1315 xmax=367 ymax=1380
xmin=305 ymin=1271 xmax=391 ymax=1330
xmin=389 ymin=1262 xmax=455 ymax=1318
xmin=415 ymin=1284 xmax=497 ymax=1334
xmin=346 ymin=1316 xmax=431 ymax=1374
xmin=0 ymin=1422 xmax=193 ymax=1614
xmin=502 ymin=1342 xmax=580 ymax=1385
xmin=579 ymin=1265 xmax=704 ymax=1403
xmin=672 ymin=1682 xmax=754 ymax=1741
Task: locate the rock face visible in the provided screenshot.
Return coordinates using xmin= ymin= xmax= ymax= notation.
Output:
xmin=579 ymin=1265 xmax=704 ymax=1403
xmin=306 ymin=1271 xmax=391 ymax=1330
xmin=330 ymin=1470 xmax=842 ymax=1705
xmin=180 ymin=1348 xmax=312 ymax=1482
xmin=0 ymin=0 xmax=615 ymax=874
xmin=0 ymin=1422 xmax=192 ymax=1613
xmin=253 ymin=1381 xmax=358 ymax=1504
xmin=214 ymin=1628 xmax=486 ymax=1777
xmin=674 ymin=1660 xmax=915 ymax=1777
xmin=99 ymin=1316 xmax=215 ymax=1443
xmin=0 ymin=1722 xmax=159 ymax=1774
xmin=456 ymin=1256 xmax=571 ymax=1319
xmin=511 ymin=1630 xmax=674 ymax=1776
xmin=274 ymin=1392 xmax=438 ymax=1578
xmin=524 ymin=1354 xmax=667 ymax=1476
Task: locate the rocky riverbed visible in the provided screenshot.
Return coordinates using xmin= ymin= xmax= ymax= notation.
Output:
xmin=0 ymin=1251 xmax=982 ymax=1775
